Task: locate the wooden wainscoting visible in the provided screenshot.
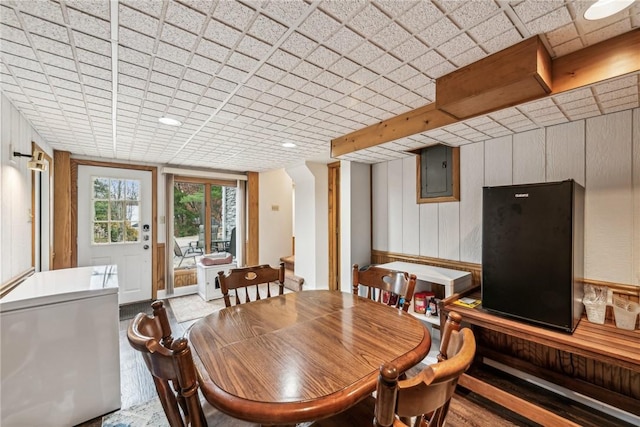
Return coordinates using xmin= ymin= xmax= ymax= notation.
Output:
xmin=156 ymin=243 xmax=165 ymax=294
xmin=174 ymin=269 xmax=197 ymax=288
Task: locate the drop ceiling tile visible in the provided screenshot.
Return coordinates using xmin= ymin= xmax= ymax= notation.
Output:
xmin=16 ymin=0 xmax=65 ymax=24
xmin=333 ymin=79 xmax=359 ymax=94
xmin=292 ymin=61 xmax=322 ymax=80
xmin=569 ymin=110 xmax=602 ymax=121
xmin=268 ymin=49 xmax=300 ymax=71
xmin=585 ymin=19 xmax=633 ymax=46
xmin=545 ymin=22 xmax=579 ymax=47
xmin=32 ymin=33 xmax=74 ymax=57
xmin=595 ymin=75 xmax=638 ymax=94
xmin=153 ymin=57 xmax=185 ymax=76
xmin=513 ymin=0 xmax=562 ymax=23
xmin=77 ymin=49 xmax=111 ymax=70
xmin=0 ymin=39 xmax=37 ymax=61
xmin=419 ymin=18 xmax=460 ymax=48
xmin=397 ymin=1 xmax=443 ymax=33
xmin=601 ymin=94 xmax=638 ymax=109
xmin=525 ymin=105 xmax=562 ymax=117
xmin=482 ymin=28 xmax=523 ymax=54
xmin=565 ymin=104 xmax=599 ymax=117
xmin=22 ymin=14 xmax=69 ymax=43
xmin=119 ymin=46 xmax=151 ymax=67
xmin=329 ymin=57 xmax=359 ymax=77
xmin=245 ymin=75 xmax=273 ymax=91
xmin=552 ymin=38 xmax=584 ymax=57
xmin=55 ymin=86 xmax=82 ymax=99
xmin=219 ymin=65 xmax=248 ymax=82
xmin=393 ymin=37 xmax=429 ymax=63
xmin=149 ymin=70 xmax=178 ymax=87
xmin=67 ymin=8 xmax=110 ymax=39
xmin=157 ymin=42 xmax=191 ymax=64
xmin=65 ymin=0 xmax=110 ymax=20
xmin=348 ymin=42 xmax=385 ymax=65
xmin=205 ymin=20 xmax=242 ymax=48
xmin=368 ymin=76 xmax=395 ymax=92
xmin=119 ymin=27 xmax=155 ymax=52
xmin=49 ymin=75 xmax=82 ymax=90
xmin=451 ymin=0 xmax=499 ymax=29
xmin=438 ymin=33 xmax=476 ymax=59
xmin=525 ymin=6 xmax=572 ymax=34
xmin=553 ymin=87 xmax=592 ymax=103
xmin=183 ymin=68 xmax=211 ymax=86
xmin=165 ymin=1 xmax=207 ymax=33
xmin=79 ymin=63 xmax=111 ymax=80
xmin=146 ymin=79 xmax=169 ymax=92
xmin=368 ymin=53 xmax=402 ymax=74
xmin=118 ymin=75 xmax=147 ymax=92
xmin=227 ymin=51 xmax=259 ymax=73
xmin=372 ymin=22 xmax=412 ymax=51
xmin=450 ymin=46 xmax=485 ymax=67
xmin=468 ymin=12 xmax=513 ymax=44
xmin=238 ymin=39 xmax=273 ymax=63
xmin=1 ymin=5 xmax=20 ymax=27
xmin=602 ymin=101 xmax=638 ymax=114
xmin=38 ymin=50 xmax=76 ymax=70
xmin=119 ymin=4 xmax=159 ymax=37
xmin=386 ymin=65 xmax=419 ymax=83
xmin=213 ymin=0 xmax=255 ymax=32
xmin=298 ymin=9 xmax=341 ymax=43
xmin=249 ymin=14 xmax=287 ymax=44
xmin=326 ymin=26 xmax=366 ymax=54
xmin=411 ymin=49 xmax=445 ymax=71
xmin=161 ymin=23 xmax=199 ymax=51
xmin=0 ymin=23 xmax=30 ymax=45
xmin=349 ymin=67 xmax=378 ymax=85
xmin=322 ymin=0 xmax=367 ymax=23
xmin=280 ymin=31 xmax=317 ymax=58
xmin=84 ymin=85 xmax=111 ymax=99
xmin=306 ymin=45 xmax=340 ymax=67
xmin=263 ymin=0 xmax=309 ymax=25
xmin=403 ymin=73 xmax=431 ymax=91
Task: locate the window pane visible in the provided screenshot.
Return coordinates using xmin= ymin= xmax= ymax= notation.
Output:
xmin=94 ymin=222 xmax=108 ymax=244
xmin=126 ymin=180 xmax=140 ymax=200
xmin=94 ymin=201 xmax=108 ymax=221
xmin=93 ymin=178 xmax=109 ymax=199
xmin=110 ymin=201 xmax=124 ymax=220
xmin=110 ymin=179 xmax=125 ymax=200
xmin=110 ymin=222 xmax=123 ymax=243
xmin=125 ymin=222 xmax=139 ymax=242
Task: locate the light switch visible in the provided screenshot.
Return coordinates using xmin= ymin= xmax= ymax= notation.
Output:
xmin=271 ymin=205 xmax=279 ymax=211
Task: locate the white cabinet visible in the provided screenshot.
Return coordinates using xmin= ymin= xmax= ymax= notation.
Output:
xmin=197 ymin=260 xmax=236 ymax=301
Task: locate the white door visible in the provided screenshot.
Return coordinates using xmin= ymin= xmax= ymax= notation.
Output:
xmin=77 ymin=166 xmax=152 ymax=304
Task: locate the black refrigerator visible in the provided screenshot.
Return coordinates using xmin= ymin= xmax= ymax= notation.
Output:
xmin=482 ymin=180 xmax=584 ymax=333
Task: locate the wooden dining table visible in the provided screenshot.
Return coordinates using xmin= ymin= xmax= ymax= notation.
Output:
xmin=187 ymin=290 xmax=431 ymax=425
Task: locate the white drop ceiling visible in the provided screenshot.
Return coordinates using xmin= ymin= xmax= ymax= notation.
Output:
xmin=0 ymin=0 xmax=638 ymax=172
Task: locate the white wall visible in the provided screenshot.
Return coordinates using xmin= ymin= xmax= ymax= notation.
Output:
xmin=339 ymin=161 xmax=371 ymax=292
xmin=372 ymin=108 xmax=640 ymax=287
xmin=286 ymin=162 xmax=328 ymax=289
xmin=258 ymin=169 xmax=293 ymax=267
xmin=1 ymin=93 xmax=51 ymax=283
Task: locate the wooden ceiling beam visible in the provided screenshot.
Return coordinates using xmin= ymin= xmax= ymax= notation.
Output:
xmin=330 ymin=103 xmax=456 ymax=158
xmin=331 ymin=29 xmax=640 ymax=159
xmin=552 ymin=29 xmax=640 ymax=94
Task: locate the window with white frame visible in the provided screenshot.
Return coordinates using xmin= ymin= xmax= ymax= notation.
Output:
xmin=92 ymin=177 xmax=141 ymax=244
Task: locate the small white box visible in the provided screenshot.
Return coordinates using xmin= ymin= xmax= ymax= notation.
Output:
xmin=197 ymin=254 xmax=236 ymax=301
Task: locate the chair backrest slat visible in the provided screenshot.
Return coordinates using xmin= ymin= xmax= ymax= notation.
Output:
xmin=218 ymin=263 xmax=285 ymax=307
xmin=352 ymin=264 xmax=417 ymax=312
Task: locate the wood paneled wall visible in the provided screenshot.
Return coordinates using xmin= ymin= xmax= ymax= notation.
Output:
xmin=247 ymin=171 xmax=259 ymax=266
xmin=371 ymin=108 xmax=640 ymax=288
xmin=52 ymin=150 xmax=72 ymax=270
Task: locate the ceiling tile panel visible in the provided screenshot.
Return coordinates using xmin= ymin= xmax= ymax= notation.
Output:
xmin=205 ymin=20 xmax=242 ymax=48
xmin=482 ymin=28 xmax=523 ymax=53
xmin=0 ymin=22 xmax=30 ymax=45
xmin=524 ymin=5 xmax=573 ymax=34
xmin=371 ymin=22 xmax=411 ymax=51
xmin=15 ymin=1 xmax=65 ymax=24
xmin=66 ymin=8 xmax=110 ymax=39
xmin=468 ymin=12 xmax=513 ymax=43
xmin=248 ymin=14 xmax=287 ymax=44
xmin=450 ymin=0 xmax=499 ymax=28
xmin=165 ymin=1 xmax=207 ymax=34
xmin=213 ymin=0 xmax=255 ymax=32
xmin=298 ymin=9 xmax=341 ymax=43
xmin=584 ymin=19 xmax=633 ymax=45
xmin=119 ymin=4 xmax=159 ymax=36
xmin=397 ymin=1 xmax=444 ymax=33
xmin=325 ymin=26 xmax=365 ymax=54
xmin=419 ymin=18 xmax=460 ymax=48
xmin=21 ymin=14 xmax=69 ymax=42
xmin=65 ymin=0 xmax=110 ymax=20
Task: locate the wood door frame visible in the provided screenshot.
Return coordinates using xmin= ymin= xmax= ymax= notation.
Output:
xmin=70 ymin=159 xmax=158 ymax=299
xmin=328 ymin=161 xmax=340 ymax=291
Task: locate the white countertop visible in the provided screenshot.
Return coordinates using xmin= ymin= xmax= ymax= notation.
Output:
xmin=0 ymin=265 xmax=118 ymax=313
xmin=377 ymin=261 xmax=471 ymax=287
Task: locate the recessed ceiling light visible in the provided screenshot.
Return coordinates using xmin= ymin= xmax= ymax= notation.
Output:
xmin=158 ymin=117 xmax=182 ymax=126
xmin=282 ymin=142 xmax=296 ymax=148
xmin=584 ymin=0 xmax=634 ymax=20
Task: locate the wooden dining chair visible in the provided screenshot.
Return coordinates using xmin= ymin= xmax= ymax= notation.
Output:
xmin=352 ymin=264 xmax=417 ymax=312
xmin=127 ymin=301 xmax=259 ymax=427
xmin=218 ymin=262 xmax=285 ymax=307
xmin=312 ymin=311 xmax=475 ymax=427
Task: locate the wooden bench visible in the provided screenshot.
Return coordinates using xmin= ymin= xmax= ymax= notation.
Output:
xmin=441 ymin=287 xmax=640 ymax=424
